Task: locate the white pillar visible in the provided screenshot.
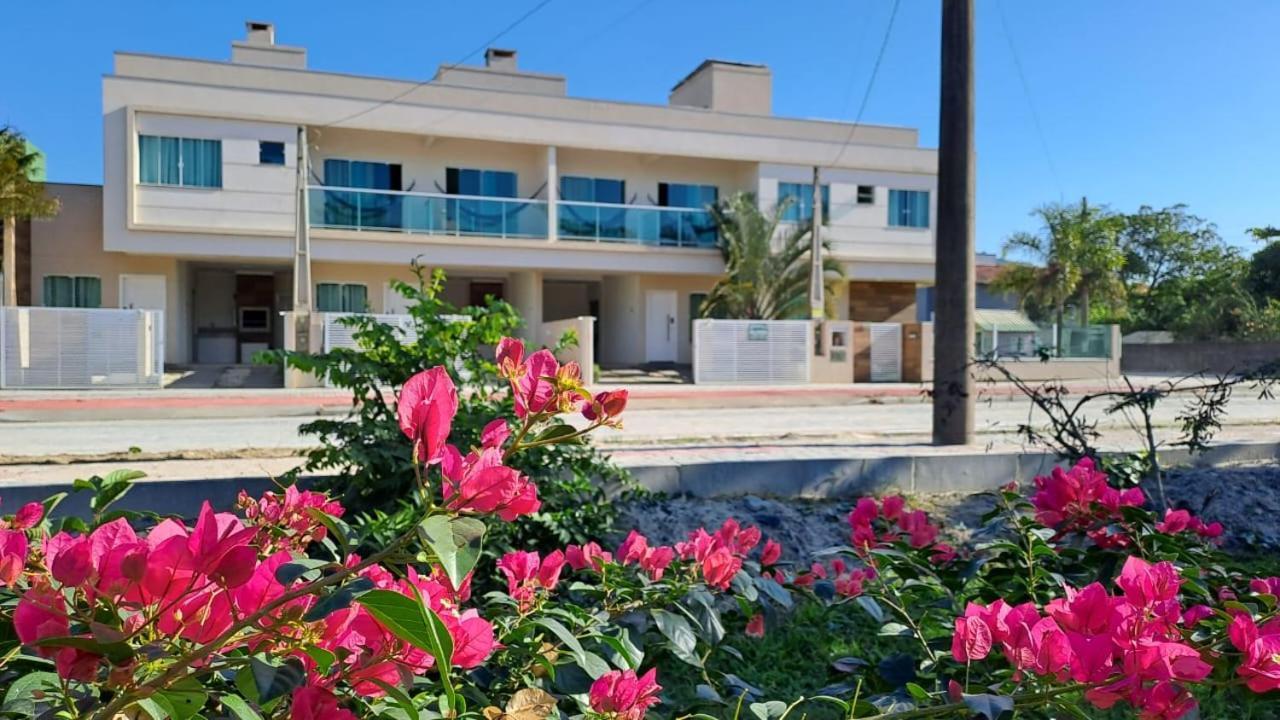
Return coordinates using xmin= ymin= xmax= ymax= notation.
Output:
xmin=546 ymin=146 xmax=558 ymax=243
xmin=509 ymin=270 xmax=543 ymax=342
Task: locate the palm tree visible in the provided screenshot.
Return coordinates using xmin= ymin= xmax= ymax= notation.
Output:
xmin=0 ymin=127 xmax=59 ymax=306
xmin=992 ymin=198 xmax=1124 ymax=331
xmin=700 ymin=192 xmax=844 ymax=320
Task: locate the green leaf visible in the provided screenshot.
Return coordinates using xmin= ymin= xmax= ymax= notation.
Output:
xmin=137 ymin=698 xmax=170 ymax=720
xmin=748 ymin=700 xmax=787 ymax=720
xmin=302 ymin=645 xmax=336 ymax=676
xmin=31 ymin=635 xmax=134 ymax=664
xmin=275 ymin=558 xmax=330 ymax=584
xmin=905 ymin=682 xmax=931 ymax=702
xmin=250 ymin=656 xmax=306 ymax=704
xmin=878 ymin=623 xmax=913 ymax=637
xmin=1 ymin=671 xmax=61 ymax=717
xmin=370 ymin=679 xmax=419 ymax=719
xmin=532 ymin=423 xmax=580 ymax=444
xmin=652 ymin=609 xmax=701 ymax=667
xmin=535 ymin=617 xmax=586 ymax=656
xmin=219 ymin=694 xmax=264 ymax=720
xmin=307 ymin=506 xmax=351 ymax=552
xmin=418 ymin=515 xmax=486 ymax=589
xmin=961 ymin=693 xmax=1015 ymax=720
xmin=155 ymin=676 xmax=207 ymax=720
xmin=358 ymin=587 xmax=457 ymax=711
xmin=855 ymin=596 xmax=885 ymax=623
xmin=754 ymin=576 xmax=793 ymax=609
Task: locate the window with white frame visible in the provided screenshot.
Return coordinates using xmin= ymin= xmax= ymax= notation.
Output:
xmin=316 ymin=283 xmax=368 ymax=313
xmin=777 ymin=182 xmax=830 ymax=223
xmin=888 ymin=189 xmax=930 ymax=228
xmin=43 ymin=275 xmax=101 ymax=308
xmin=138 ymin=135 xmax=222 ymax=188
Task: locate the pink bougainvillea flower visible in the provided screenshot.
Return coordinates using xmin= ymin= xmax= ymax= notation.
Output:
xmin=480 ymin=419 xmax=511 ymax=450
xmin=565 ymin=541 xmax=613 ymax=571
xmin=14 ymin=583 xmax=69 ymax=651
xmin=0 ymin=528 xmax=28 ymax=587
xmin=48 ymin=534 xmax=94 ymax=588
xmin=898 ymin=510 xmax=939 ymax=548
xmin=291 ymin=685 xmax=358 ymax=720
xmin=514 ymin=349 xmax=559 ymax=418
xmin=617 ymin=531 xmax=651 ymax=566
xmin=590 ymin=668 xmax=662 ymax=720
xmin=759 ymin=539 xmax=782 ymax=567
xmin=849 ymin=498 xmax=879 ymax=526
xmin=881 ymin=495 xmax=906 ymax=522
xmin=1135 ymin=681 xmax=1198 ymax=720
xmin=583 ymin=389 xmax=629 ymax=425
xmin=745 ymin=613 xmax=765 ymax=638
xmin=445 ymin=608 xmax=497 ymax=668
xmin=54 ymin=646 xmax=102 ymax=682
xmin=495 ymin=337 xmax=525 ymax=380
xmin=12 ymin=502 xmax=44 ymax=530
xmin=1116 ymin=557 xmax=1181 ymax=610
xmin=951 ymin=603 xmax=994 ymax=662
xmin=397 ymin=367 xmax=458 ymax=465
xmin=700 ymin=546 xmax=741 ymax=590
xmin=497 ymin=550 xmax=564 ymax=611
xmin=639 ymin=545 xmax=675 ymax=581
xmin=441 ymin=446 xmax=540 ymax=522
xmin=1155 ymin=509 xmax=1193 ymax=534
xmin=1046 ymin=582 xmax=1119 ymax=636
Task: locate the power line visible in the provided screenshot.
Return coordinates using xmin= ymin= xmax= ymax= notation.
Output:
xmin=316 ymin=0 xmax=556 ymax=130
xmin=996 ymin=0 xmax=1063 ymax=200
xmin=831 ymin=0 xmax=902 ymax=166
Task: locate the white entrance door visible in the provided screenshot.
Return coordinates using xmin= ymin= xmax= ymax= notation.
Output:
xmin=119 ymin=274 xmax=167 ymax=311
xmin=868 ymin=323 xmax=902 ymax=382
xmin=644 ymin=290 xmax=678 ymax=363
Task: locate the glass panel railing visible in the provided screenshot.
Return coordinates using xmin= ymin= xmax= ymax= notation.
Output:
xmin=558 ymin=202 xmax=718 ymax=248
xmin=1032 ymin=325 xmax=1112 ymax=358
xmin=308 ymin=187 xmax=547 ymax=240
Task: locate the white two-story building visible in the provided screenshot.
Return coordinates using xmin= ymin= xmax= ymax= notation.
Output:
xmin=35 ymin=21 xmax=937 ymax=369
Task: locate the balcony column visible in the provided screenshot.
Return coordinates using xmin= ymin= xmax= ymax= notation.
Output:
xmin=509 ymin=270 xmax=543 ymax=343
xmin=546 ymin=145 xmax=558 ymax=243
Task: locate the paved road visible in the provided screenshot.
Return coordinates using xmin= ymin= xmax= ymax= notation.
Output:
xmin=2 ymin=389 xmax=1277 ymax=462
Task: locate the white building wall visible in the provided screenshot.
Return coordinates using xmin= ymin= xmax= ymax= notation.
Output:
xmin=132 ymin=113 xmax=296 ymax=233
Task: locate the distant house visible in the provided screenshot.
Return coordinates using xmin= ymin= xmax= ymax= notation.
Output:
xmin=916 ymin=252 xmax=1020 ymax=320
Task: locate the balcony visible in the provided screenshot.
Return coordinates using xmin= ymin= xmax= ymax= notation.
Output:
xmin=308 ymin=186 xmax=548 ymax=240
xmin=307 ymin=187 xmax=720 ymax=249
xmin=557 ymin=201 xmax=718 ymax=248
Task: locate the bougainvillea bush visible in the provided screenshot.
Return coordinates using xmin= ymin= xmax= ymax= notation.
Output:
xmin=3 ymin=338 xmax=1280 ymax=720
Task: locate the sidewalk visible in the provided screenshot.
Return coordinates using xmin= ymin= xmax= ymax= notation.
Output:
xmin=0 ymin=375 xmax=1179 ymax=422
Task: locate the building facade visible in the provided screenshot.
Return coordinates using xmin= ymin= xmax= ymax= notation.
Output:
xmin=34 ymin=21 xmax=938 ymax=367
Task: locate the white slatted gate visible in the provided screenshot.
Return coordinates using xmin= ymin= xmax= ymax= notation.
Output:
xmin=320 ymin=313 xmax=419 ymax=353
xmin=867 ymin=323 xmax=902 ymax=382
xmin=0 ymin=307 xmax=164 ymax=389
xmin=693 ymin=319 xmax=811 ymax=384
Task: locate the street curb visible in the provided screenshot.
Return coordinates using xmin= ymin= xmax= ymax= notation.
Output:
xmin=6 ymin=441 xmax=1279 ymax=518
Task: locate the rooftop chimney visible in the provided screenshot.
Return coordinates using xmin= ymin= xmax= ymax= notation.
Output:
xmin=231 ymin=21 xmax=307 ymax=69
xmin=670 ymin=60 xmax=772 ymax=115
xmin=485 ymin=48 xmax=518 ymax=71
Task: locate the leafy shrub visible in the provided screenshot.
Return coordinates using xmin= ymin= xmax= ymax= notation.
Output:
xmin=269 ymin=263 xmax=635 ymax=556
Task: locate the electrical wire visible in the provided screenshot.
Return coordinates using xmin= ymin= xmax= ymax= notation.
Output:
xmin=996 ymin=0 xmax=1064 ymax=200
xmin=831 ymin=0 xmax=902 ymax=166
xmin=316 ymin=0 xmax=556 ymax=130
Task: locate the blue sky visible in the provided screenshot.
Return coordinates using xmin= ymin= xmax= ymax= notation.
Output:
xmin=3 ymin=0 xmax=1277 ymax=254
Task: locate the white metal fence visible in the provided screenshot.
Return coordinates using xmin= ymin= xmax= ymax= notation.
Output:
xmin=320 ymin=313 xmax=419 ymax=353
xmin=693 ymin=319 xmax=812 ymax=384
xmin=0 ymin=307 xmax=164 ymax=389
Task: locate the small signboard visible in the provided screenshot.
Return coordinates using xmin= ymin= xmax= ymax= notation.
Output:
xmin=747 ymin=323 xmax=769 ymax=342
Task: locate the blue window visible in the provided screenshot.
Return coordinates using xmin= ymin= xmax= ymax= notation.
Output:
xmin=560 ymin=176 xmax=626 ymax=239
xmin=322 ymin=159 xmax=403 ymax=229
xmin=43 ymin=275 xmax=100 ymax=308
xmin=888 ymin=189 xmax=930 ymax=228
xmin=778 ymin=182 xmax=830 ymax=223
xmin=259 ymin=141 xmax=286 ymax=165
xmin=657 ymin=182 xmax=719 ymax=247
xmin=316 ymin=283 xmax=368 ymax=313
xmin=447 ymin=168 xmax=519 ymax=235
xmin=139 ymin=135 xmax=221 ymax=188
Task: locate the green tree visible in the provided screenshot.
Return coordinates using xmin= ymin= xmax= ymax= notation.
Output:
xmin=700 ymin=191 xmax=843 ymax=320
xmin=0 ymin=127 xmax=58 ymax=306
xmin=1117 ymin=204 xmax=1226 ymax=330
xmin=992 ymin=198 xmax=1124 ymax=328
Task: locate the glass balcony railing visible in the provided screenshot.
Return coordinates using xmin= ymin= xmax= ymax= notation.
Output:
xmin=308 ymin=187 xmax=548 ymax=239
xmin=557 ymin=201 xmax=719 ymax=248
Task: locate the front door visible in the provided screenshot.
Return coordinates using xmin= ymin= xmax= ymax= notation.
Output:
xmin=645 ymin=290 xmax=678 ymax=363
xmin=119 ymin=274 xmax=166 ymax=311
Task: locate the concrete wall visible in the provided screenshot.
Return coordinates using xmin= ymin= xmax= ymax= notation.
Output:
xmin=599 ymin=273 xmax=717 ymax=366
xmin=1122 ymin=341 xmax=1280 ymax=375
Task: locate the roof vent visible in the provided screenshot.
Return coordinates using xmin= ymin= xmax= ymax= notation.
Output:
xmin=485 ymin=48 xmax=518 ymax=71
xmin=245 ymin=21 xmax=275 ymax=46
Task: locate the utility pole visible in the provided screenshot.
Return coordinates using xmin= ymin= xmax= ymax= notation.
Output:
xmin=932 ymin=0 xmax=976 ymax=445
xmin=808 ymin=165 xmax=825 ymax=320
xmin=292 ymin=125 xmax=312 ymax=356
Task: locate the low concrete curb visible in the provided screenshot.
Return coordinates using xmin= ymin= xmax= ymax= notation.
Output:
xmin=6 ymin=441 xmax=1279 ymax=519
